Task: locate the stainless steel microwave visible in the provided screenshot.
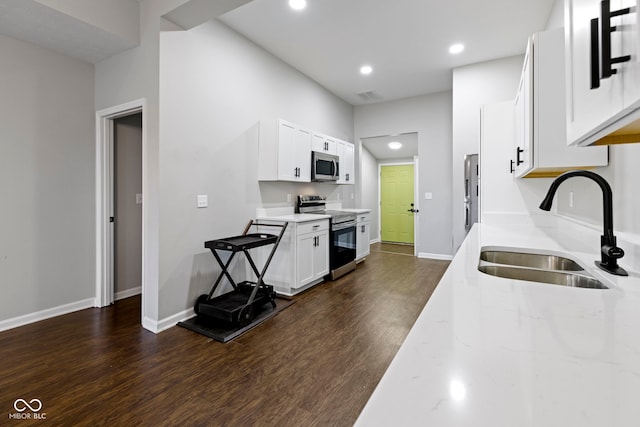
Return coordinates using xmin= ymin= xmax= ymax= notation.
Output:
xmin=311 ymin=151 xmax=339 ymax=181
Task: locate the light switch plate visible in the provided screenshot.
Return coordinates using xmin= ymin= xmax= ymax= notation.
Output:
xmin=197 ymin=195 xmax=208 ymax=208
xmin=425 ymin=192 xmax=433 ymax=200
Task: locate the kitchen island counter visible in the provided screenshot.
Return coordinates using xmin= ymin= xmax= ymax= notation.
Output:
xmin=356 ymin=220 xmax=640 ymax=426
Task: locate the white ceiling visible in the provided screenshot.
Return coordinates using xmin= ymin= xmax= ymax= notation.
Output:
xmin=0 ymin=0 xmax=137 ymax=64
xmin=0 ymin=0 xmax=555 ymax=104
xmin=220 ymin=0 xmax=556 ymax=105
xmin=362 ymin=133 xmax=418 ymax=160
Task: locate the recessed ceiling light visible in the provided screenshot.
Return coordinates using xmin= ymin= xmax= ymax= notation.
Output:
xmin=449 ymin=43 xmax=464 ymax=54
xmin=289 ymin=0 xmax=306 ymax=10
xmin=360 ymin=65 xmax=373 ymax=75
xmin=388 ymin=141 xmax=402 ymax=150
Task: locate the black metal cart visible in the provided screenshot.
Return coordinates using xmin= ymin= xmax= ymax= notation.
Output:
xmin=195 ymin=220 xmax=288 ymax=327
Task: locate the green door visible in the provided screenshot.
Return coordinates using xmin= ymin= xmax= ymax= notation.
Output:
xmin=380 ymin=164 xmax=414 ymax=244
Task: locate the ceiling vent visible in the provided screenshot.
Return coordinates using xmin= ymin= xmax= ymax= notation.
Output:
xmin=356 ymin=91 xmax=383 ymax=102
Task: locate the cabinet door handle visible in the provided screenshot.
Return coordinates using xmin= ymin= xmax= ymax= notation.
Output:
xmin=590 ymin=1 xmax=633 ymax=90
xmin=600 ymin=0 xmax=632 ymax=79
xmin=510 ymin=159 xmax=515 ymax=173
xmin=590 ymin=18 xmax=601 ymax=89
xmin=516 ymin=147 xmax=524 ymax=166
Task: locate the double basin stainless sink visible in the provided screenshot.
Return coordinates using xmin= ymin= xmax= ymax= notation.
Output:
xmin=478 ymin=247 xmax=608 ymax=289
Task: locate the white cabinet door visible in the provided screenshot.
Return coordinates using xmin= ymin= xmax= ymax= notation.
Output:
xmin=566 ymin=0 xmax=626 ymax=145
xmin=294 ymin=127 xmax=312 ymax=182
xmin=356 ymin=221 xmax=370 ymax=260
xmin=312 ymin=133 xmax=337 ymax=154
xmin=295 ymin=230 xmax=329 ymax=288
xmin=514 ymin=39 xmax=532 ymax=178
xmin=314 ymin=232 xmax=329 ymax=278
xmin=337 ymin=140 xmax=355 ymax=184
xmin=276 ymin=121 xmax=297 ymax=181
xmin=621 ymin=0 xmax=640 ymax=110
xmin=276 ymin=121 xmax=311 ymax=182
xmin=296 ymin=233 xmax=315 ymax=287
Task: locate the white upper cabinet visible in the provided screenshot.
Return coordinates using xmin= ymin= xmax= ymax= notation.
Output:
xmin=566 ymin=0 xmax=640 ymax=145
xmin=336 ymin=139 xmax=355 ymax=184
xmin=258 ymin=119 xmax=312 ymax=182
xmin=312 ymin=132 xmax=337 ymax=155
xmin=514 ymin=38 xmax=533 ymax=177
xmin=514 ymin=28 xmax=608 ymax=178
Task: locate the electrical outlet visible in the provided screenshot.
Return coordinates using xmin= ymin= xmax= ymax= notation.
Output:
xmin=197 ymin=195 xmax=208 ymax=208
xmin=135 ymin=193 xmax=143 ymax=204
xmin=425 ymin=192 xmax=433 ymax=200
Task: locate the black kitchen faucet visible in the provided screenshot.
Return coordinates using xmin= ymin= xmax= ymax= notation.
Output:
xmin=539 ymin=170 xmax=628 ymax=276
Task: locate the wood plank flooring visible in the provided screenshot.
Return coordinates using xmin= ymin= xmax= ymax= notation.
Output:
xmin=0 ymin=248 xmax=449 ymax=426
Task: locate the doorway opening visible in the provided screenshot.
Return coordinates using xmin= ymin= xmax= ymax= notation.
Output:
xmin=95 ymin=99 xmax=146 ymax=323
xmin=113 ymin=113 xmax=143 ymax=302
xmin=360 ymin=132 xmax=419 ymax=256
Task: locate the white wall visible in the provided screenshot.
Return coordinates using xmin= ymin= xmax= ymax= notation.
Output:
xmin=452 ymin=55 xmax=524 ymax=251
xmin=354 ymin=92 xmax=453 ymax=257
xmin=480 ymin=101 xmax=554 ymax=225
xmin=157 ymin=20 xmax=354 ymax=320
xmin=359 ymin=147 xmax=379 ymax=241
xmin=95 ymin=0 xmax=192 ymax=331
xmin=0 ymin=34 xmax=95 ymax=325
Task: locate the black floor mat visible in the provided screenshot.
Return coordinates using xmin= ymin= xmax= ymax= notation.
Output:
xmin=177 ymin=298 xmax=294 ymax=343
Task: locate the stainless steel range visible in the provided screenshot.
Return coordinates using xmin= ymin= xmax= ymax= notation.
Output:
xmin=297 ymin=195 xmax=357 ymax=280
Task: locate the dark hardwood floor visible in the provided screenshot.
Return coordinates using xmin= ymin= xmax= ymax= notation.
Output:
xmin=0 ymin=248 xmax=449 ymax=426
xmin=371 ymin=242 xmax=415 ymax=256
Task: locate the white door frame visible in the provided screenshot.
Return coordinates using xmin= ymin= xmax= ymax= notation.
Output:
xmin=95 ymin=99 xmax=146 ymax=313
xmin=378 ymin=160 xmax=419 ymax=255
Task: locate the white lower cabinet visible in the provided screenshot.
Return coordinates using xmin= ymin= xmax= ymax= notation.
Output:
xmin=296 ymin=229 xmax=329 ymax=286
xmin=258 ymin=219 xmax=329 ymax=296
xmin=355 ymin=212 xmax=370 ymax=262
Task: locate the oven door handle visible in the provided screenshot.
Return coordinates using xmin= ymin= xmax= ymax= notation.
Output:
xmin=332 ymin=221 xmax=356 ymax=231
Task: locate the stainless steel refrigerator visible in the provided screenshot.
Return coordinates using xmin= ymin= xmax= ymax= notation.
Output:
xmin=464 ymin=154 xmax=479 ymax=234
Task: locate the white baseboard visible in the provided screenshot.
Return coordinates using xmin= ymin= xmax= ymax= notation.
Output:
xmin=142 ymin=307 xmax=195 ymax=334
xmin=0 ymin=298 xmax=96 ymax=333
xmin=370 ymin=238 xmax=381 ymax=244
xmin=418 ymin=252 xmax=453 ymax=261
xmin=115 ymin=286 xmax=141 ymax=301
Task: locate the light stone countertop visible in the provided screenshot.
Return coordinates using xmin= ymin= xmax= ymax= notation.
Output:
xmin=256 ymin=213 xmax=330 ymax=223
xmin=356 ymin=220 xmax=640 ymax=427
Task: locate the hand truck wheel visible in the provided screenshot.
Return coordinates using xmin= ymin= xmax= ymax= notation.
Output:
xmin=238 ymin=304 xmax=254 ymax=327
xmin=194 ymin=294 xmax=208 ymax=316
